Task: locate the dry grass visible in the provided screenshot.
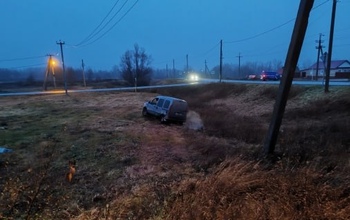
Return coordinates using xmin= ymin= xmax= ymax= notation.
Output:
xmin=164 ymin=159 xmax=350 ymax=220
xmin=0 ymin=83 xmax=349 ymax=219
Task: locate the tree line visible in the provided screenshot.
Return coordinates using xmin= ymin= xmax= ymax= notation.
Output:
xmin=0 ymin=44 xmax=287 ymax=86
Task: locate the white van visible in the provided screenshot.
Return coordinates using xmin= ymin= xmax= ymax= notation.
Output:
xmin=142 ymin=95 xmax=188 ymax=124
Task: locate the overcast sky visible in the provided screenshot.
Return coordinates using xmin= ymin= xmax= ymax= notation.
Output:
xmin=1 ymin=0 xmax=349 ymax=71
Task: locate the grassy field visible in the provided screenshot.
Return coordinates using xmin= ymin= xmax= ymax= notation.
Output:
xmin=0 ymin=83 xmax=349 ymax=219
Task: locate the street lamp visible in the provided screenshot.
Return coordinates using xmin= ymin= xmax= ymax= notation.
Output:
xmin=50 ymin=59 xmax=57 ymax=88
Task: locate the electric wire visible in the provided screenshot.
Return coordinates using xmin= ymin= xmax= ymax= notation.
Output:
xmin=75 ymin=0 xmax=121 ymax=46
xmin=7 ymin=63 xmax=47 ymax=69
xmin=75 ymin=0 xmax=128 ymax=46
xmin=0 ymin=55 xmax=46 ymax=63
xmin=201 ymin=41 xmax=220 ymax=57
xmin=80 ymin=0 xmax=139 ymax=47
xmin=225 ymin=0 xmax=330 ymax=44
xmin=225 ymin=18 xmax=295 ymax=44
xmin=76 ymin=0 xmax=139 ymax=47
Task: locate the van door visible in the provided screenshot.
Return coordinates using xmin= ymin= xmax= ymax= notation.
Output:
xmin=148 ymin=97 xmax=159 ymax=115
xmin=155 ymin=98 xmax=165 ymax=115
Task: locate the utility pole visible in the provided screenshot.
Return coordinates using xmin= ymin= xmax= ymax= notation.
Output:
xmin=237 ymin=52 xmax=242 ymax=78
xmin=82 ymin=59 xmax=86 ymax=87
xmin=56 ymin=40 xmax=67 ymax=95
xmin=263 ymin=0 xmax=314 ymax=155
xmin=315 ymin=33 xmax=324 ymax=81
xmin=219 ymin=40 xmax=223 ymax=82
xmin=43 ymin=54 xmax=56 ymax=90
xmin=52 ymin=57 xmax=56 ymax=89
xmin=172 ymin=59 xmax=175 ymax=78
xmin=325 ymin=0 xmax=337 ymax=93
xmin=205 ymin=60 xmax=210 ymax=77
xmin=166 ymin=64 xmax=169 ymax=78
xmin=186 ymin=54 xmax=189 ymax=75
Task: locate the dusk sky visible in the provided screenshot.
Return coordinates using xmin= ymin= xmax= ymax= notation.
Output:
xmin=1 ymin=0 xmax=349 ymax=72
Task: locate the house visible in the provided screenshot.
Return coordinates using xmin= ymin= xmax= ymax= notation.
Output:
xmin=302 ymin=60 xmax=350 ymax=79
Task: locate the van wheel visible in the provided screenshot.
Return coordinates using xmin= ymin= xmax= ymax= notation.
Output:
xmin=142 ymin=108 xmax=148 ymax=117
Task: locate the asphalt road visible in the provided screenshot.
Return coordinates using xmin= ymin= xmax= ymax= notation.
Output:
xmin=0 ymin=79 xmax=349 ymax=97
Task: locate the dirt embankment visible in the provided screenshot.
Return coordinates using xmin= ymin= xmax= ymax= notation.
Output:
xmin=1 ymin=84 xmax=349 ymax=219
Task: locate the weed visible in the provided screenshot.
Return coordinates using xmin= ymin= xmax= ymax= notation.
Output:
xmin=0 ymin=84 xmax=349 ymax=219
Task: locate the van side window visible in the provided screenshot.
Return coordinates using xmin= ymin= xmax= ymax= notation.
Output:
xmin=151 ymin=98 xmax=158 ymax=105
xmin=157 ymin=99 xmax=165 ymax=108
xmin=163 ymin=100 xmax=170 ymax=109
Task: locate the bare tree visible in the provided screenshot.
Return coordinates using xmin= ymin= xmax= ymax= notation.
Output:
xmin=120 ymin=44 xmax=152 ymax=86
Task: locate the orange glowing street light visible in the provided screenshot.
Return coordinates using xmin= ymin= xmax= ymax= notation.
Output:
xmin=50 ymin=58 xmax=59 ymax=67
xmin=43 ymin=54 xmax=57 ymax=90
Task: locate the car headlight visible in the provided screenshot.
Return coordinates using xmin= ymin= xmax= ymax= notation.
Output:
xmin=189 ymin=74 xmax=199 ymax=81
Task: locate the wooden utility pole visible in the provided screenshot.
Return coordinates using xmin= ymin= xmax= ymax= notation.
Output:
xmin=82 ymin=59 xmax=86 ymax=87
xmin=172 ymin=59 xmax=175 ymax=78
xmin=186 ymin=54 xmax=189 ymax=75
xmin=237 ymin=52 xmax=242 ymax=78
xmin=205 ymin=60 xmax=210 ymax=77
xmin=43 ymin=54 xmax=56 ymax=90
xmin=264 ymin=0 xmax=314 ymax=155
xmin=204 ymin=60 xmax=207 ymax=75
xmin=219 ymin=40 xmax=223 ymax=82
xmin=315 ymin=33 xmax=324 ymax=81
xmin=325 ymin=0 xmax=337 ymax=93
xmin=56 ymin=40 xmax=67 ymax=95
xmin=166 ymin=64 xmax=169 ymax=78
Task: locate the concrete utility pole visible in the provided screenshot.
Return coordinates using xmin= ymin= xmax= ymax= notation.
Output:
xmin=219 ymin=40 xmax=223 ymax=82
xmin=315 ymin=33 xmax=324 ymax=81
xmin=237 ymin=52 xmax=242 ymax=77
xmin=56 ymin=40 xmax=67 ymax=95
xmin=82 ymin=59 xmax=86 ymax=87
xmin=325 ymin=0 xmax=337 ymax=93
xmin=263 ymin=0 xmax=314 ymax=155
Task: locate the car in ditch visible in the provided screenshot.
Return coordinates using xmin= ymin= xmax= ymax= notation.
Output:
xmin=142 ymin=95 xmax=188 ymax=124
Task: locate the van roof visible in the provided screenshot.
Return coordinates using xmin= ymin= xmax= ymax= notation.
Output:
xmin=156 ymin=95 xmax=186 ymax=102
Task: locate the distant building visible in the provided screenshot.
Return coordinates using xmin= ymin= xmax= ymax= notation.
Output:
xmin=301 ymin=60 xmax=350 ymax=79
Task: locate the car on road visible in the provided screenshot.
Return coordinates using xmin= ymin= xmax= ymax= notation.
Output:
xmin=246 ymin=74 xmax=258 ymax=80
xmin=188 ymin=73 xmax=199 ymax=82
xmin=142 ymin=95 xmax=188 ymax=124
xmin=260 ymin=71 xmax=281 ymax=81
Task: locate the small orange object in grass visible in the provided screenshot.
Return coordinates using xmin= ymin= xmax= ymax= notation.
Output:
xmin=66 ymin=160 xmax=76 ymax=183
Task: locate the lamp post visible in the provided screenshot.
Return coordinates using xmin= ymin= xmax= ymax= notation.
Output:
xmin=49 ymin=59 xmax=57 ymax=88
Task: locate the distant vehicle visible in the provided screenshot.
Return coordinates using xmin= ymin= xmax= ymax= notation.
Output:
xmin=187 ymin=73 xmax=199 ymax=81
xmin=247 ymin=74 xmax=258 ymax=80
xmin=260 ymin=71 xmax=281 ymax=81
xmin=142 ymin=95 xmax=188 ymax=124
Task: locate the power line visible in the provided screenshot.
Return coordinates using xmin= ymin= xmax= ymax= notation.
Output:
xmin=0 ymin=55 xmax=46 ymax=63
xmin=225 ymin=0 xmax=330 ymax=44
xmin=225 ymin=18 xmax=296 ymax=44
xmin=75 ymin=0 xmax=125 ymax=46
xmin=77 ymin=0 xmax=139 ymax=47
xmin=201 ymin=42 xmax=220 ymax=57
xmin=6 ymin=63 xmax=47 ymax=69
